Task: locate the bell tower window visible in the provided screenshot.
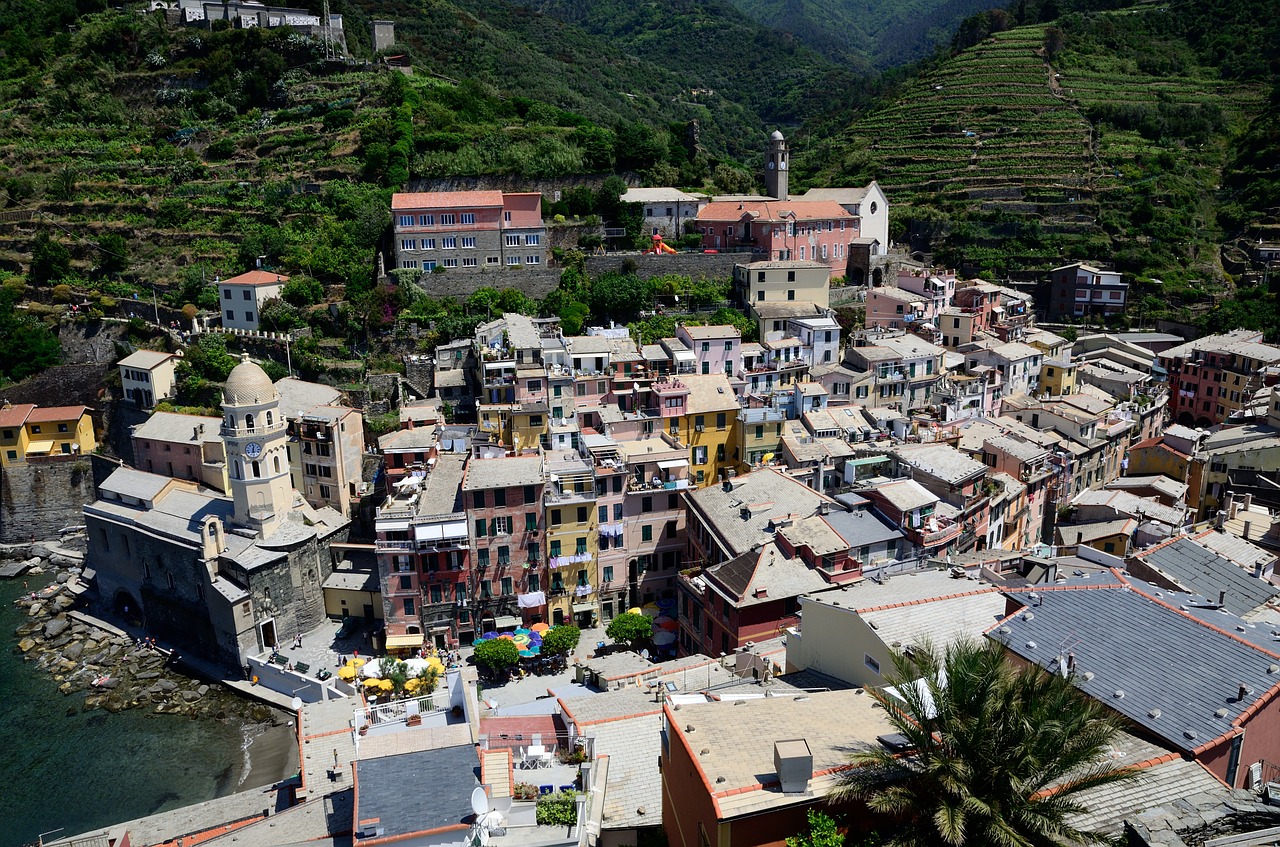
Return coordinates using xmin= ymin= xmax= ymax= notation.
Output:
xmin=252 ymin=460 xmax=261 ymax=478
xmin=266 ymin=411 xmax=273 ymax=427
xmin=273 ymin=455 xmax=281 ymax=474
xmin=245 ymin=413 xmax=255 ymax=430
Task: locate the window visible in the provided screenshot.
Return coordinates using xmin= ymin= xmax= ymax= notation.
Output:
xmin=525 ymin=234 xmax=540 ymax=246
xmin=478 ymin=548 xmax=490 ymax=567
xmin=439 ymin=213 xmax=456 ymax=225
xmin=461 ymin=236 xmax=476 ymax=248
xmin=399 ymin=575 xmax=412 ymax=591
xmin=550 ymin=540 xmax=562 ymax=557
xmin=757 ymin=290 xmax=765 ymax=302
xmin=575 ymin=537 xmax=587 ymax=555
xmin=400 ymin=259 xmax=418 ymax=270
xmin=526 ymin=512 xmax=538 ymax=532
xmin=401 ymin=239 xmax=416 ymax=250
xmin=528 ymin=573 xmax=540 ymax=592
xmin=693 ymin=445 xmax=708 ymax=464
xmin=576 ymin=506 xmax=588 ymax=523
xmin=642 ymin=496 xmax=652 ymax=513
xmin=225 ymin=310 xmax=234 ymax=321
xmin=506 ymin=234 xmax=521 ymax=247
xmin=404 ymin=598 xmax=415 ymax=616
xmin=642 ymin=525 xmax=653 ymax=542
xmin=603 ymin=565 xmax=614 ymax=583
xmin=473 ymin=492 xmax=485 ymax=509
xmin=504 ymin=211 xmax=512 ymax=222
xmin=430 ymin=585 xmax=443 ymax=603
xmin=526 ymin=255 xmax=541 ymax=265
xmin=787 ymin=289 xmax=796 ymax=301
xmin=462 ymin=257 xmax=478 ymax=268
xmin=460 ymin=212 xmax=475 ymax=225
xmin=419 ymin=214 xmax=434 ymax=226
xmin=487 ymin=256 xmax=500 ymax=265
xmin=865 ymin=654 xmax=881 ymax=674
xmin=524 ymin=485 xmax=537 ymax=505
xmin=551 ymin=509 xmax=562 ymax=526
xmin=716 ymin=412 xmax=726 ymax=430
xmin=443 ymin=258 xmax=458 ymax=268
xmin=494 ymin=488 xmax=507 ymax=507
xmin=442 ymin=236 xmax=457 ymax=249
xmin=701 ymin=361 xmax=710 ymax=374
xmin=421 ymin=238 xmax=436 ymax=250
xmin=399 ymin=215 xmax=414 ymax=226
xmin=507 ymin=256 xmax=521 ymax=266
xmin=475 ymin=518 xmax=487 ymax=537
xmin=245 ymin=311 xmax=254 ymax=323
xmin=480 ymin=580 xmax=491 ymax=599
xmin=500 ymin=576 xmax=513 ymax=595
xmin=493 ymin=515 xmax=512 ymax=535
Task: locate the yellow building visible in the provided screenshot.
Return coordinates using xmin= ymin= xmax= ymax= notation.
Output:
xmin=1039 ymin=359 xmax=1077 ymax=397
xmin=1 ymin=404 xmax=96 ymax=462
xmin=544 ymin=450 xmax=599 ymax=627
xmin=0 ymin=403 xmax=35 ymax=466
xmin=322 ymin=564 xmax=383 ymax=622
xmin=675 ymin=374 xmax=741 ymax=487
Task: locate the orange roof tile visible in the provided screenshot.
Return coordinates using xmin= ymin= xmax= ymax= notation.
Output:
xmin=26 ymin=405 xmax=88 ymax=423
xmin=223 ymin=270 xmax=290 ymax=286
xmin=392 ymin=190 xmax=506 ymax=210
xmin=697 ymin=199 xmax=854 ymax=223
xmin=0 ymin=403 xmax=35 ymax=428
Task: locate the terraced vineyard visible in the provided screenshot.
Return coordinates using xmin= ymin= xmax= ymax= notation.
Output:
xmin=805 ymin=5 xmax=1266 ymax=281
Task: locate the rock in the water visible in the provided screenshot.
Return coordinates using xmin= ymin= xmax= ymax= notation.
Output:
xmin=58 ymin=682 xmax=73 ymax=695
xmin=27 ymin=603 xmax=44 ymax=618
xmin=156 ymin=679 xmax=178 ymax=692
xmin=43 ymin=618 xmax=69 ymax=639
xmin=57 ymin=659 xmax=77 ymax=673
xmin=135 ymin=670 xmax=160 ymax=680
xmin=55 ymin=571 xmax=70 ymax=584
xmin=17 ymin=637 xmax=36 ymax=653
xmin=98 ymin=677 xmax=120 ymax=689
xmin=102 ymin=696 xmax=126 ymax=713
xmin=53 ymin=595 xmax=75 ymax=611
xmin=181 ymin=690 xmax=201 ymax=702
xmin=63 ymin=641 xmax=84 ymax=661
xmin=28 ymin=565 xmax=44 ymax=575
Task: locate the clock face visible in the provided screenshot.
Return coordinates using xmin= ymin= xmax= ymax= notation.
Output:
xmin=245 ymin=442 xmax=263 ymax=459
xmin=767 ymin=160 xmax=775 ymax=169
xmin=780 ymin=160 xmax=788 ymax=170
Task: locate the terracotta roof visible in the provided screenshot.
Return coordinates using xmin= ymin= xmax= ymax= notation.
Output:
xmin=26 ymin=405 xmax=89 ymax=423
xmin=0 ymin=403 xmax=35 ymax=427
xmin=698 ymin=199 xmax=853 ymax=223
xmin=222 ymin=270 xmax=289 ymax=286
xmin=392 ymin=190 xmax=505 ymax=210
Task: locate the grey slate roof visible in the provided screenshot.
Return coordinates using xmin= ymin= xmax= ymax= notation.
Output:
xmin=353 ymin=744 xmax=479 ymax=839
xmin=592 ymin=713 xmax=665 ymax=830
xmin=1135 ymin=536 xmax=1279 ymax=617
xmin=685 ymin=468 xmax=832 ymax=557
xmin=989 ymin=576 xmax=1280 ymax=754
xmin=462 ymin=455 xmax=544 ymax=490
xmin=823 ymin=507 xmax=905 ymax=548
xmin=274 ymin=377 xmax=343 ymax=419
xmin=894 ymin=443 xmax=987 ymax=484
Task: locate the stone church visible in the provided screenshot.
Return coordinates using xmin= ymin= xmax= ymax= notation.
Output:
xmin=84 ymin=355 xmax=349 ymax=671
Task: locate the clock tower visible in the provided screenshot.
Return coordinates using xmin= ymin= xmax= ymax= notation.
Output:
xmin=764 ymin=129 xmax=789 ymax=201
xmin=221 ymin=353 xmax=293 ymax=536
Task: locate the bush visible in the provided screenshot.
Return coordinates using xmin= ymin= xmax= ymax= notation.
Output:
xmin=281 ymin=276 xmax=325 ymax=307
xmin=473 ymin=638 xmax=520 ymax=675
xmin=606 ymin=612 xmax=652 ymax=650
xmin=540 ymin=625 xmax=581 ymax=657
xmin=323 ymin=109 xmax=354 ymax=130
xmin=205 ymin=139 xmax=236 ymax=160
xmin=51 ymin=283 xmax=73 ymax=303
xmin=535 ymin=791 xmax=579 ymax=827
xmin=29 ymin=231 xmax=71 ymax=285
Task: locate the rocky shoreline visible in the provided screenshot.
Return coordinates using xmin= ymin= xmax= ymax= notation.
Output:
xmin=4 ymin=539 xmax=286 ymax=729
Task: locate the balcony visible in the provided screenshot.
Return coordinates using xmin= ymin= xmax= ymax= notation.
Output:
xmin=220 ymin=420 xmax=287 ymax=438
xmin=912 ymin=515 xmax=961 ymax=547
xmin=376 ymin=539 xmax=415 ymax=552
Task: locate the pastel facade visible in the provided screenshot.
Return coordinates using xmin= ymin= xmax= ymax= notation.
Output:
xmin=697 ymin=199 xmax=856 ymax=277
xmin=118 ymin=350 xmax=180 ymax=409
xmin=218 ymin=270 xmax=287 ymax=331
xmin=392 ymin=190 xmax=545 ymax=273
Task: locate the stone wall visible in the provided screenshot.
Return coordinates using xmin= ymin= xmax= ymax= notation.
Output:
xmin=409 ymin=251 xmax=745 ymax=302
xmin=0 ymin=457 xmax=97 ymax=543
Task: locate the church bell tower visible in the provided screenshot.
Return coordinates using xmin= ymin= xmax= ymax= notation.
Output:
xmin=221 ymin=354 xmax=293 ymax=536
xmin=764 ymin=130 xmax=789 ymax=201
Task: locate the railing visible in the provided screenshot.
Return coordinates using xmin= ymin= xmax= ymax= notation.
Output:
xmin=376 ymin=540 xmax=415 ymax=551
xmin=361 ymin=692 xmax=442 ymax=727
xmin=918 ymin=520 xmax=961 ymax=546
xmin=220 ymin=421 xmax=287 ymax=437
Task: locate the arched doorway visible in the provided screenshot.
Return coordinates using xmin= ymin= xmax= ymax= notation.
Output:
xmin=114 ymin=589 xmax=140 ymax=625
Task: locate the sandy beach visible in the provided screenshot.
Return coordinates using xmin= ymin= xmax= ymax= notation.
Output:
xmin=236 ymin=718 xmax=300 ymax=792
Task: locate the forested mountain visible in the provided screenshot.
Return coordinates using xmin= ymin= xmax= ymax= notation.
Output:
xmin=729 ymin=0 xmax=998 ymax=68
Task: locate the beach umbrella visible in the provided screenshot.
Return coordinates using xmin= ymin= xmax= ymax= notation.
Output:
xmin=361 ymin=661 xmax=387 ymax=679
xmin=337 ymin=665 xmax=357 ymax=681
xmin=362 ymin=677 xmax=381 ymax=689
xmin=378 ymin=678 xmax=394 ymax=691
xmin=641 ymin=603 xmax=660 ymax=618
xmin=482 ymin=631 xmax=499 ymax=640
xmin=658 ymin=619 xmax=679 ymax=632
xmin=530 ymin=622 xmax=551 ymax=634
xmin=426 ymin=656 xmax=445 ymax=673
xmin=656 ymin=597 xmax=676 ymax=610
xmin=512 ymin=634 xmax=531 ymax=646
xmin=514 ymin=627 xmax=531 ymax=636
xmin=350 ymin=658 xmax=366 ymax=668
xmin=519 ymin=648 xmax=535 ymax=658
xmin=404 ymin=677 xmax=422 ymax=692
xmin=499 ymin=633 xmax=515 ymax=641
xmin=652 ymin=630 xmax=677 ymax=646
xmin=627 ymin=607 xmax=643 ymax=616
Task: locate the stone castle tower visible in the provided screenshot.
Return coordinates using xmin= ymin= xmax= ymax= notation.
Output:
xmin=221 ymin=354 xmax=293 ymax=536
xmin=764 ymin=130 xmax=789 ymax=201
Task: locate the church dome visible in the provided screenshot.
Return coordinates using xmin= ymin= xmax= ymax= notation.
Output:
xmin=770 ymin=130 xmax=785 ymax=141
xmin=223 ymin=354 xmax=277 ymax=406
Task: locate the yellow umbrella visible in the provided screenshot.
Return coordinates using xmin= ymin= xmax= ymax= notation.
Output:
xmin=404 ymin=677 xmax=422 ymax=692
xmin=378 ymin=678 xmax=394 ymax=691
xmin=427 ymin=657 xmax=445 ymax=673
xmin=627 ymin=607 xmax=643 ymax=616
xmin=338 ymin=665 xmax=357 ymax=681
xmin=362 ymin=678 xmax=381 ymax=689
xmin=351 ymin=658 xmax=366 ymax=668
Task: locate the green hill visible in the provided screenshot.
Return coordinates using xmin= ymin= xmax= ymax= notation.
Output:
xmin=729 ymin=0 xmax=1001 ymax=69
xmin=796 ymin=0 xmax=1274 ymax=300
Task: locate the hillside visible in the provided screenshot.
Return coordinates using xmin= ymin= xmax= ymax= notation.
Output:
xmin=797 ymin=0 xmax=1272 ymax=308
xmin=730 ymin=0 xmax=999 ymax=69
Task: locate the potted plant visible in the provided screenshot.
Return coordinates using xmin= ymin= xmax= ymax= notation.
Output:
xmin=406 ymin=713 xmax=422 ymax=727
xmin=514 ymin=782 xmax=538 ymax=801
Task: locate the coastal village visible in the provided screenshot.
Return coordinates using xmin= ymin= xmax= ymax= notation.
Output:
xmin=3 ymin=6 xmax=1280 ymax=846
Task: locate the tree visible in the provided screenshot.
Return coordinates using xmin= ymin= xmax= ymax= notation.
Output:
xmin=540 ymin=625 xmax=581 ymax=657
xmin=787 ymin=811 xmax=845 ymax=847
xmin=473 ymin=638 xmax=520 ymax=676
xmin=96 ymin=233 xmax=128 ymax=278
xmin=0 ymin=285 xmax=60 ymax=381
xmin=590 ymin=271 xmax=652 ymax=323
xmin=29 ymin=230 xmax=70 ymax=285
xmin=606 ymin=612 xmax=653 ymax=650
xmin=1043 ymin=25 xmax=1065 ymax=60
xmin=832 ymin=639 xmax=1134 ymax=847
xmin=281 ymin=275 xmax=324 ymax=307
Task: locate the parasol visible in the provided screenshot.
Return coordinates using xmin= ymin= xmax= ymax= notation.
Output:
xmin=337 ymin=665 xmax=357 ymax=681
xmin=530 ymin=622 xmax=551 ymax=634
xmin=652 ymin=630 xmax=677 ymax=646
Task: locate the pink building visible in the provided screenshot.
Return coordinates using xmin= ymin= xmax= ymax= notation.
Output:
xmin=676 ymin=324 xmax=741 ymax=377
xmin=864 ymin=287 xmax=930 ymax=330
xmin=695 ymin=199 xmax=856 ymax=278
xmin=392 ymin=190 xmax=545 ymax=272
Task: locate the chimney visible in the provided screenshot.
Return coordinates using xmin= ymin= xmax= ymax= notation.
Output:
xmin=1066 ymin=652 xmax=1076 ymax=674
xmin=774 ymin=740 xmax=812 ymax=794
xmin=1238 ymin=683 xmax=1251 ymax=702
xmin=1243 ymin=519 xmax=1252 ymax=540
xmin=1219 ymin=590 xmax=1227 ymax=607
xmin=723 ymin=478 xmax=734 ymax=493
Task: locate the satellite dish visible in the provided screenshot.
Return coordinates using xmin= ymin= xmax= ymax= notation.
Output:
xmin=470 ymin=787 xmax=489 ymax=818
xmin=291 ymin=696 xmax=304 ymax=711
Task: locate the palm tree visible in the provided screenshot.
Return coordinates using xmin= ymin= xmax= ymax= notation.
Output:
xmin=832 ymin=638 xmax=1135 ymax=847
